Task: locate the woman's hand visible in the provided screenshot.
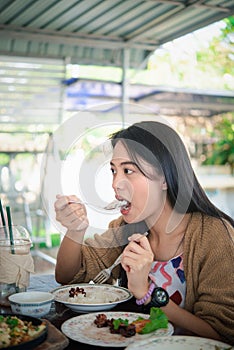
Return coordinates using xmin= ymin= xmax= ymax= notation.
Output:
xmin=54 ymin=194 xmax=88 ymax=283
xmin=121 ymin=233 xmax=154 ymax=299
xmin=54 ymin=194 xmax=89 ymax=233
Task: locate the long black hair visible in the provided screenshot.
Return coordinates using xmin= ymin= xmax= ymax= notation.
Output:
xmin=110 ymin=121 xmax=234 ymax=227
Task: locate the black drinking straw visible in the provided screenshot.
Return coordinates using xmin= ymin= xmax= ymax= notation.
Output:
xmin=6 ymin=206 xmax=15 ymax=254
xmin=0 ymin=198 xmax=8 ymax=238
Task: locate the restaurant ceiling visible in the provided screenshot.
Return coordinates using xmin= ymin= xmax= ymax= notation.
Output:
xmin=0 ymin=0 xmax=233 ymax=68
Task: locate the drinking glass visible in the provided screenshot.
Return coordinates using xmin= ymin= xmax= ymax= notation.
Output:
xmin=0 ymin=225 xmax=33 ymax=306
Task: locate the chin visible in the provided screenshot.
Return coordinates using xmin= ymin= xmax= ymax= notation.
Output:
xmin=122 ymin=213 xmax=145 ymax=224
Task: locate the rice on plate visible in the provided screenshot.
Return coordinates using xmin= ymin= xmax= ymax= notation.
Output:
xmin=51 ymin=283 xmax=132 ymax=313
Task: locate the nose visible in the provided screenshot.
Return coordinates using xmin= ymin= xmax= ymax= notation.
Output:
xmin=112 ymin=173 xmax=128 ymax=192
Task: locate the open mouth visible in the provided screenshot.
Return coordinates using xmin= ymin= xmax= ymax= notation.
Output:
xmin=119 ymin=199 xmax=131 ymax=212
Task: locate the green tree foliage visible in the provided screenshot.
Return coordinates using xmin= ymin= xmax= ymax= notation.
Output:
xmin=202 ymin=116 xmax=234 ymax=174
xmin=196 ymin=17 xmax=234 ymax=89
xmin=146 ymin=17 xmax=234 ymax=90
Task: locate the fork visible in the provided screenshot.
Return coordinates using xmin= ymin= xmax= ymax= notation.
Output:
xmin=91 ymin=253 xmax=123 ymax=284
xmin=68 ymin=199 xmax=127 ymax=211
xmin=91 ymin=232 xmax=148 ymax=284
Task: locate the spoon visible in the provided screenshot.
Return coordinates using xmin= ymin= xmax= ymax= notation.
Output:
xmin=68 ymin=199 xmax=128 ymax=211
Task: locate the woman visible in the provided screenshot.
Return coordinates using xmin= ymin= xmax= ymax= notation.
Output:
xmin=54 ymin=121 xmax=234 ymax=344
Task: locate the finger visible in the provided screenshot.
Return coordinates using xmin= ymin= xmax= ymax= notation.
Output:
xmin=122 ymin=254 xmax=153 ymax=281
xmin=70 ymin=216 xmax=89 ymax=231
xmin=54 ymin=195 xmax=70 ymax=210
xmin=121 ymin=260 xmax=131 ymax=273
xmin=126 ymin=240 xmax=145 ymax=255
xmin=67 ymin=195 xmax=80 ymax=202
xmin=66 ymin=196 xmax=87 ymax=213
xmin=121 ymin=257 xmax=145 ymax=274
xmin=68 ymin=202 xmax=84 ymax=212
xmin=128 ymin=233 xmax=144 ymax=241
xmin=58 ymin=213 xmax=88 ymax=231
xmin=128 ymin=234 xmax=151 ymax=251
xmin=56 ymin=205 xmax=85 ymax=223
xmin=55 ymin=195 xmax=82 ymax=211
xmin=122 ymin=249 xmax=152 ymax=266
xmin=56 ymin=194 xmax=79 ymax=201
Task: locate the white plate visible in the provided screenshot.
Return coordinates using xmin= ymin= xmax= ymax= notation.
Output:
xmin=51 ymin=283 xmax=132 ymax=312
xmin=61 ymin=311 xmax=174 ymax=347
xmin=125 ymin=335 xmax=233 ymax=350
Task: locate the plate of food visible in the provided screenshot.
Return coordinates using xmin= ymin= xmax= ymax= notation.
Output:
xmin=61 ymin=307 xmax=174 ymax=347
xmin=0 ymin=314 xmax=47 ymax=349
xmin=125 ymin=335 xmax=233 ymax=350
xmin=51 ymin=283 xmax=132 ymax=312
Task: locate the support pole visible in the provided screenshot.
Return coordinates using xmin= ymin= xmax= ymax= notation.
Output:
xmin=121 ymin=48 xmax=130 ymax=127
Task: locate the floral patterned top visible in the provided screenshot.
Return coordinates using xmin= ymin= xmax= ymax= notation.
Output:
xmin=149 ymin=253 xmax=186 ymax=307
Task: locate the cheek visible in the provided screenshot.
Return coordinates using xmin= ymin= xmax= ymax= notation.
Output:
xmin=126 ymin=181 xmax=165 ymax=224
xmin=131 ymin=179 xmax=153 ymax=215
xmin=128 ymin=177 xmax=166 ymax=222
xmin=133 ymin=178 xmax=149 ymax=200
xmin=142 ymin=179 xmax=165 ymax=212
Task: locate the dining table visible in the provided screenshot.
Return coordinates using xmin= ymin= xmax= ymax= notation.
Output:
xmin=0 ymin=273 xmax=193 ymax=350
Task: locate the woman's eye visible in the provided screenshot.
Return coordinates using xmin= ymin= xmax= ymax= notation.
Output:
xmin=110 ymin=168 xmax=134 ymax=175
xmin=124 ymin=168 xmax=133 ymax=174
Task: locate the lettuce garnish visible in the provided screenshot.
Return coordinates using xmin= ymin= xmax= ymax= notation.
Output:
xmin=139 ymin=307 xmax=168 ymax=334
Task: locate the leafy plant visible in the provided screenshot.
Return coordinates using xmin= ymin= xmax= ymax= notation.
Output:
xmin=202 ymin=117 xmax=234 ymax=175
xmin=0 ymin=153 xmax=10 ymax=166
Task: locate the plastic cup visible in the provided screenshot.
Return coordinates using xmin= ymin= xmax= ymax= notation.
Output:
xmin=0 ymin=225 xmax=33 ymax=306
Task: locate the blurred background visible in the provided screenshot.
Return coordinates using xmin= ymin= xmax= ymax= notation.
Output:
xmin=0 ymin=1 xmax=233 ymax=273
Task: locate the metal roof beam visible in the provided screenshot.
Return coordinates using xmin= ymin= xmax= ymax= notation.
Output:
xmin=0 ymin=25 xmax=157 ymax=51
xmin=145 ymin=0 xmax=232 ymax=12
xmin=188 ymin=0 xmax=231 ymax=13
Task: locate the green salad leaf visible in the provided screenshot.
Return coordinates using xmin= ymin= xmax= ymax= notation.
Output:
xmin=140 ymin=307 xmax=168 ymax=334
xmin=112 ymin=318 xmax=129 ymax=330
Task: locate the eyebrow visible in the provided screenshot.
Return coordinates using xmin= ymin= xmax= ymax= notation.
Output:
xmin=110 ymin=161 xmax=137 ymax=167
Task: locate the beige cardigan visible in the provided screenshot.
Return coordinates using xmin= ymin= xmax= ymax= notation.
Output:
xmin=70 ymin=212 xmax=234 ymax=344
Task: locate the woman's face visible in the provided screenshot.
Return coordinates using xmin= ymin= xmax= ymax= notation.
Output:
xmin=110 ymin=141 xmax=167 ymax=225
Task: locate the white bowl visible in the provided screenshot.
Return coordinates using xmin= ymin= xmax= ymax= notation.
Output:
xmin=51 ymin=283 xmax=132 ymax=313
xmin=8 ymin=291 xmax=54 ymax=317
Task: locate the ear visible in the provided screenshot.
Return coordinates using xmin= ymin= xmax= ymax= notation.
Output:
xmin=162 ymin=177 xmax=168 ymax=190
